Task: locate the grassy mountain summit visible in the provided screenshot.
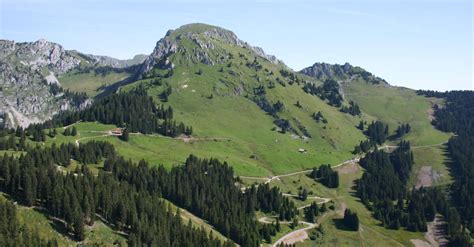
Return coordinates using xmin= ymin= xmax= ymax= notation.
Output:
xmin=107 ymin=23 xmax=366 ymax=176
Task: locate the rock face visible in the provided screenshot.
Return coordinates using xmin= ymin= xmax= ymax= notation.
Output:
xmin=0 ymin=39 xmax=142 ymax=128
xmin=0 ymin=39 xmax=83 ymax=128
xmin=300 ymin=62 xmax=387 ymax=85
xmin=140 ymin=23 xmax=282 ymax=77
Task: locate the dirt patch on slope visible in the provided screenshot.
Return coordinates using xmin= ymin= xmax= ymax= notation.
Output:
xmin=336 ymin=162 xmax=360 ymax=175
xmin=415 ymin=166 xmax=440 ymax=189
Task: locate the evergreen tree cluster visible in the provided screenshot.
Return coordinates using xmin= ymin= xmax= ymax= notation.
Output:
xmin=279 ymin=69 xmax=301 ymax=85
xmin=0 ymin=144 xmax=233 ymax=246
xmin=104 ymin=154 xmax=297 ymax=246
xmin=273 ymin=118 xmax=292 ymax=133
xmin=396 ymin=123 xmax=411 ymax=138
xmin=253 ymin=96 xmax=284 ymax=117
xmin=48 ymin=83 xmax=88 ymax=109
xmin=0 ymin=200 xmax=59 ymax=247
xmin=356 ymin=141 xmax=469 ymax=245
xmin=303 ymin=79 xmax=343 ymax=107
xmin=343 ymin=209 xmax=359 ymax=231
xmin=310 ymin=165 xmax=339 ymax=188
xmin=340 ymin=101 xmax=361 ymax=116
xmin=424 ymin=91 xmax=474 ymax=239
xmin=304 ymin=202 xmax=320 ymax=223
xmin=357 ymin=141 xmax=413 ymax=204
xmin=62 ymin=126 xmax=77 ymax=136
xmin=41 ymin=87 xmax=192 ymax=137
xmin=250 ymin=183 xmax=298 ymax=221
xmin=415 ymin=90 xmax=447 ymax=98
xmin=312 ymin=111 xmax=327 ymax=124
xmin=366 ymin=120 xmax=389 ymax=144
xmin=353 ymin=139 xmax=375 ymax=154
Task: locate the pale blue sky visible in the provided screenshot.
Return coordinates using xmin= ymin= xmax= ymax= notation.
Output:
xmin=1 ymin=0 xmax=472 ymax=90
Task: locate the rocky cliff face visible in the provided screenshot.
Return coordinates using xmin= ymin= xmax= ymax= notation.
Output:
xmin=300 ymin=62 xmax=387 ymax=85
xmin=0 ymin=39 xmax=140 ymax=129
xmin=139 ymin=23 xmax=282 ymax=77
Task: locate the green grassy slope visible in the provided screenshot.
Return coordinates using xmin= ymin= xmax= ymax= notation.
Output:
xmin=58 ymin=70 xmax=132 ymax=97
xmin=342 ymin=79 xmax=453 ymax=186
xmin=113 ymin=28 xmax=366 ymax=176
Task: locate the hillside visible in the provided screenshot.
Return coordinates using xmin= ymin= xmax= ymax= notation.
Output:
xmin=109 ymin=23 xmax=367 ymax=176
xmin=0 ymin=23 xmax=468 ymax=247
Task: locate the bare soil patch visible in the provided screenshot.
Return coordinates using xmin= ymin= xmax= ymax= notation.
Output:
xmin=415 ymin=166 xmax=440 ymax=189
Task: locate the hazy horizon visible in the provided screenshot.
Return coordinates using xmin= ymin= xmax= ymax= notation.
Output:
xmin=1 ymin=0 xmax=472 ymax=91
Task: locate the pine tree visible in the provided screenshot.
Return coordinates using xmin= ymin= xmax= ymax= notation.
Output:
xmin=71 ymin=127 xmax=77 ymax=136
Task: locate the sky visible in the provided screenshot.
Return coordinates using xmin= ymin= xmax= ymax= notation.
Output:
xmin=1 ymin=0 xmax=472 ymax=91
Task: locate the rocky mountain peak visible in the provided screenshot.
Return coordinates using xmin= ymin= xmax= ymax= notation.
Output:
xmin=139 ymin=23 xmax=281 ymax=77
xmin=300 ymin=62 xmax=387 ymax=85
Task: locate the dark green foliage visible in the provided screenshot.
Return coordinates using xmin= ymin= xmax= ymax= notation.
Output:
xmin=246 ymin=57 xmax=263 ymax=71
xmin=0 ymin=144 xmax=232 ymax=247
xmin=312 ymin=111 xmax=327 ymax=124
xmin=366 ymin=121 xmax=388 ymax=144
xmin=253 ymin=96 xmax=284 ymax=117
xmin=71 ymin=126 xmax=77 ymax=136
xmin=119 ymin=128 xmax=129 ymax=142
xmin=63 ymin=127 xmax=77 ymax=136
xmin=273 ymin=118 xmax=291 ymax=133
xmin=353 ymin=139 xmax=375 ymax=154
xmin=343 ymin=209 xmax=359 ymax=231
xmin=298 ymin=188 xmax=308 ymax=201
xmin=341 ymin=101 xmax=361 ymax=116
xmin=105 ymin=154 xmax=296 ymax=246
xmin=0 ymin=200 xmax=58 ymax=246
xmin=41 ymin=87 xmax=192 ymax=137
xmin=358 ymin=120 xmax=364 ymax=130
xmin=304 ymin=202 xmax=319 ymax=223
xmin=357 ymin=141 xmax=413 ymax=204
xmin=396 ymin=123 xmax=411 ymax=138
xmin=421 ymin=90 xmax=474 ymax=242
xmin=310 ymin=165 xmax=339 ymax=188
xmin=303 ymin=79 xmax=342 ymax=107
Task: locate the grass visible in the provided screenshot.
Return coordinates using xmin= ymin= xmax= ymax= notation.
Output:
xmin=343 ymin=79 xmax=453 ymax=188
xmin=342 ymin=80 xmax=451 ymax=146
xmin=294 ymin=165 xmax=424 ymax=247
xmin=409 ymin=145 xmax=453 ymax=187
xmin=164 ymin=199 xmax=229 ymax=243
xmin=116 ymin=37 xmax=366 ymax=176
xmin=58 ymin=70 xmax=131 ymax=97
xmin=0 ymin=193 xmax=126 ymax=246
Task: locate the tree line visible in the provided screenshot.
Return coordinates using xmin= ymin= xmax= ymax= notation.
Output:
xmin=310 ymin=165 xmax=339 ymax=188
xmin=35 ymin=86 xmax=192 ymax=137
xmin=356 ymin=141 xmax=469 ymax=245
xmin=0 ymin=200 xmax=59 ymax=247
xmin=106 ymin=154 xmax=298 ymax=246
xmin=0 ymin=143 xmax=244 ymax=246
xmin=422 ymin=90 xmax=474 ymax=244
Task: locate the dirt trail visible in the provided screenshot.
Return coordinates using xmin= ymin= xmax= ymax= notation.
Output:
xmin=272 ymin=221 xmax=316 ymax=247
xmin=412 ymin=214 xmax=448 ymax=247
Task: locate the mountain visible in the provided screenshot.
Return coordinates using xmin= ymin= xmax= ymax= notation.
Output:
xmin=112 ymin=23 xmax=366 ymax=175
xmin=300 ymin=62 xmax=387 ymax=85
xmin=139 ymin=23 xmax=281 ymax=77
xmin=0 ymin=23 xmax=465 ymax=246
xmin=0 ymin=39 xmax=143 ymax=128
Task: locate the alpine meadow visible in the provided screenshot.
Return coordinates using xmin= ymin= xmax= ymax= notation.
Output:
xmin=0 ymin=4 xmax=472 ymax=247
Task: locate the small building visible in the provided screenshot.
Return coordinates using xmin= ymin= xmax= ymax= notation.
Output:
xmin=298 ymin=148 xmax=307 ymax=154
xmin=111 ymin=128 xmax=122 ymax=135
